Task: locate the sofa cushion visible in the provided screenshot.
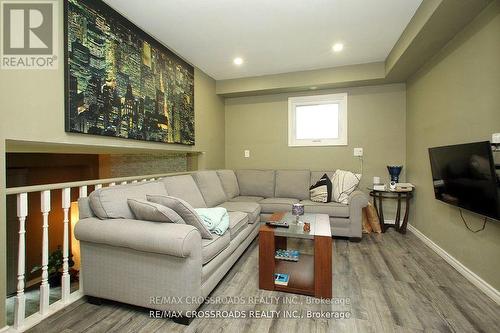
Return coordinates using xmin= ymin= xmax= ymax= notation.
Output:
xmin=147 ymin=195 xmax=213 ymax=239
xmin=218 ymin=201 xmax=261 ymax=223
xmin=300 ymin=200 xmax=350 ymax=218
xmin=127 ymin=199 xmax=184 ymax=223
xmin=159 ymin=175 xmax=207 ymax=208
xmin=216 ymin=170 xmax=240 ymax=199
xmin=229 ymin=196 xmax=264 ymax=203
xmin=275 ymin=170 xmax=310 ymax=200
xmin=236 ymin=170 xmax=275 ymax=198
xmin=309 ymin=173 xmax=333 ymax=203
xmin=311 ymin=171 xmax=336 ymax=187
xmin=202 ymin=232 xmax=230 ymax=264
xmin=259 ymin=198 xmax=299 ymax=214
xmin=89 ymin=181 xmax=167 ymax=219
xmin=310 ymin=171 xmax=336 ymax=201
xmin=192 ymin=171 xmax=228 ymax=207
xmin=228 ymin=211 xmax=248 ymax=239
xmin=78 ymin=197 xmax=95 ymax=219
xmin=331 ymin=170 xmax=361 ymax=204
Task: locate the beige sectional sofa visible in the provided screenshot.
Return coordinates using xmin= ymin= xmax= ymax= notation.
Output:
xmin=74 ymin=169 xmax=367 ymax=322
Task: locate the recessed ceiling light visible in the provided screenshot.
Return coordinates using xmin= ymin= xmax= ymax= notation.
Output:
xmin=233 ymin=57 xmax=244 ymax=65
xmin=332 ymin=43 xmax=344 ymax=52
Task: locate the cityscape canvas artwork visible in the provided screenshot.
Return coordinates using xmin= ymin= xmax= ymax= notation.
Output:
xmin=65 ymin=0 xmax=195 ymax=145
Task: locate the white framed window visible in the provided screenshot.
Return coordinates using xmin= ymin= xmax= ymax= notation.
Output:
xmin=288 ymin=93 xmax=348 ymax=147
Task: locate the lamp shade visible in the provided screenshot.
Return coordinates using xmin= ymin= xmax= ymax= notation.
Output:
xmin=292 ymin=203 xmax=304 ymax=216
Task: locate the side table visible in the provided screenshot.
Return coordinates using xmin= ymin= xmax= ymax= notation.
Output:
xmin=368 ymin=188 xmax=414 ymax=234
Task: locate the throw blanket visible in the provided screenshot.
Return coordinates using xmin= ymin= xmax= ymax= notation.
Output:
xmin=194 ymin=207 xmax=230 ymax=235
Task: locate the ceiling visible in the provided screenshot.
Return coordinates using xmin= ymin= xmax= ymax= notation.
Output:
xmin=104 ymin=0 xmax=423 ymax=80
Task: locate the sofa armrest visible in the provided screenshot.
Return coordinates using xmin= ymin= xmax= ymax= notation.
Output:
xmin=348 ymin=190 xmax=369 ymax=209
xmin=74 ymin=217 xmax=201 ymax=258
xmin=347 ymin=190 xmax=369 ymax=238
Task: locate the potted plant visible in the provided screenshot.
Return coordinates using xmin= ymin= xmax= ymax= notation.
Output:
xmin=31 ymin=246 xmax=75 ymax=286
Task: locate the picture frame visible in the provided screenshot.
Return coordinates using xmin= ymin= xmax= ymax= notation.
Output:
xmin=64 ymin=0 xmax=195 ymax=145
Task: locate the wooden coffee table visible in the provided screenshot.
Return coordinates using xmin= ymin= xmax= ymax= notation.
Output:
xmin=259 ymin=212 xmax=332 ymax=298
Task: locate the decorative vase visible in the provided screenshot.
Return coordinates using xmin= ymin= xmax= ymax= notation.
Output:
xmin=387 ymin=165 xmax=403 ymax=183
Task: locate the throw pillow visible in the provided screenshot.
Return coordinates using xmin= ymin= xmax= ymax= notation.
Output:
xmin=309 ymin=173 xmax=332 ymax=203
xmin=331 ymin=170 xmax=361 ymax=204
xmin=146 ymin=195 xmax=213 ymax=239
xmin=127 ymin=198 xmax=184 ymax=224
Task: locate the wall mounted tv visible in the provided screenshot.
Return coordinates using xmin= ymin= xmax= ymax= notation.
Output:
xmin=429 ymin=141 xmax=499 ymax=221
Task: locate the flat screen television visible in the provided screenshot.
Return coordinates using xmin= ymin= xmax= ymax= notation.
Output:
xmin=429 ymin=141 xmax=500 ymax=221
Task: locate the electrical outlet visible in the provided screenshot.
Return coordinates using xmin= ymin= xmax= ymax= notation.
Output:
xmin=244 ymin=150 xmax=250 ymax=158
xmin=353 ymin=148 xmax=363 ymax=157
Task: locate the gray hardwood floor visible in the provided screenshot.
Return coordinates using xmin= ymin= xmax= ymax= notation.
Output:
xmin=27 ymin=230 xmax=500 ymax=333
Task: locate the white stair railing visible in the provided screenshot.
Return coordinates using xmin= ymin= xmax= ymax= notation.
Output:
xmin=61 ymin=188 xmax=71 ymax=303
xmin=39 ymin=190 xmax=50 ymax=315
xmin=13 ymin=193 xmax=27 ymax=330
xmin=4 ymin=171 xmax=193 ymax=332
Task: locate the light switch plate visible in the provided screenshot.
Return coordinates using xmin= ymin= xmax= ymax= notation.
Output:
xmin=493 ymin=133 xmax=500 ymax=144
xmin=353 ymin=148 xmax=363 ymax=157
xmin=244 ymin=150 xmax=250 ymax=158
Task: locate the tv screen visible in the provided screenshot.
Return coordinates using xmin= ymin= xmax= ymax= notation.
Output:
xmin=429 ymin=141 xmax=500 ymax=221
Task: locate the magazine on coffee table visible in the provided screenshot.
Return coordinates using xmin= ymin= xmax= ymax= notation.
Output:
xmin=266 ymin=212 xmax=290 ymax=228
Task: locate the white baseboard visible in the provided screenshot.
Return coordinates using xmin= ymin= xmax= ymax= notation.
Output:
xmin=407 ymin=224 xmax=500 ymax=305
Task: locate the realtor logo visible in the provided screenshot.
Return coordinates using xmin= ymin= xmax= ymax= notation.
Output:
xmin=1 ymin=0 xmax=58 ymax=69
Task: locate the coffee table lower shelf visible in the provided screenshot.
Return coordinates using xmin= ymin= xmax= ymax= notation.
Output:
xmin=274 ymin=254 xmax=314 ymax=296
xmin=258 ymin=216 xmax=332 ymax=298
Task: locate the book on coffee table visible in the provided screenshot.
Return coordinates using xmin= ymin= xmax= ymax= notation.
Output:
xmin=274 ymin=273 xmax=289 ymax=286
xmin=266 ymin=212 xmax=289 ymax=228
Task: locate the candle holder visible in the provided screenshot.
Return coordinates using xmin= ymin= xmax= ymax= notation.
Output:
xmin=292 ymin=203 xmax=304 ymax=225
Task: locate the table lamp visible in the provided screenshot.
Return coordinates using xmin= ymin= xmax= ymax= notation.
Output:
xmin=292 ymin=203 xmax=304 ymax=224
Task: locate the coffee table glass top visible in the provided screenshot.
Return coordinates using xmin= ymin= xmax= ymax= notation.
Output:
xmin=271 ymin=212 xmax=320 ymax=240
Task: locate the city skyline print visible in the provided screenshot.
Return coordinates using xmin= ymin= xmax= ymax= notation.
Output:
xmin=65 ymin=0 xmax=195 ymax=145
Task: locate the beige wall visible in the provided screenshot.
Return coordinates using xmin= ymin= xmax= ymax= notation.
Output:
xmin=225 ymin=84 xmax=407 ymax=192
xmin=406 ymin=1 xmax=500 ymax=290
xmin=0 ymin=0 xmax=224 ymax=327
xmin=0 ymin=145 xmax=5 ymax=328
xmin=194 ymin=70 xmax=226 ymax=169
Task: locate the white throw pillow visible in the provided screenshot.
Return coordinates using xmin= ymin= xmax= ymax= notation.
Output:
xmin=331 ymin=170 xmax=361 ymax=204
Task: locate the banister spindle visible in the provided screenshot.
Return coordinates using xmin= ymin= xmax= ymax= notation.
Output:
xmin=61 ymin=188 xmax=71 ymax=303
xmin=77 ymin=186 xmax=87 ymax=292
xmin=131 ymin=180 xmax=138 ymax=184
xmin=40 ymin=190 xmax=51 ymax=315
xmin=14 ymin=193 xmax=28 ymax=329
xmin=95 ymin=184 xmax=102 ymax=190
xmin=109 ymin=182 xmax=116 ymax=187
xmin=120 ymin=181 xmax=127 ymax=185
xmin=79 ymin=185 xmax=88 ymax=198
